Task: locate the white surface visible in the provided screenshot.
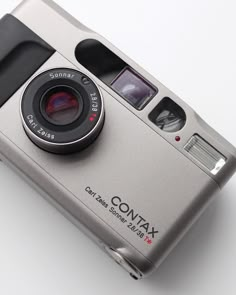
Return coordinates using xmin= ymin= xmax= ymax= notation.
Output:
xmin=0 ymin=0 xmax=236 ymax=294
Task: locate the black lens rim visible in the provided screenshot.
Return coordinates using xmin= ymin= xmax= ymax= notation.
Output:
xmin=40 ymin=85 xmax=84 ymax=126
xmin=21 ymin=68 xmax=103 ymax=144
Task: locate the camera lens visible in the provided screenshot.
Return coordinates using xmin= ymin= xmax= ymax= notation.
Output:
xmin=21 ymin=69 xmax=105 ymax=154
xmin=41 ymin=86 xmax=82 ymax=126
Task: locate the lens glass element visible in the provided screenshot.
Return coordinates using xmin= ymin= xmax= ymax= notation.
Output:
xmin=42 ymin=86 xmax=81 ymax=126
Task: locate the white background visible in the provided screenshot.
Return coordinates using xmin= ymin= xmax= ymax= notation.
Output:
xmin=0 ymin=0 xmax=236 ymax=294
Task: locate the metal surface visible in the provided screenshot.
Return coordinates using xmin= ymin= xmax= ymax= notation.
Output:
xmin=0 ymin=52 xmax=221 ymax=278
xmin=0 ymin=0 xmax=235 ymax=279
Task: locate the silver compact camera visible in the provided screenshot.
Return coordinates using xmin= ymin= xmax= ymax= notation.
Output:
xmin=0 ymin=0 xmax=236 ymax=280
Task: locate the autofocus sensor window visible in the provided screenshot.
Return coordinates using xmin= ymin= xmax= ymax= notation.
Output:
xmin=21 ymin=68 xmax=105 ymax=154
xmin=40 ymin=86 xmax=83 ymax=126
xmin=149 ymin=97 xmax=186 ymax=132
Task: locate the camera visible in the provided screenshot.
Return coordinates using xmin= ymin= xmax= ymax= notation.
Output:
xmin=0 ymin=0 xmax=236 ymax=280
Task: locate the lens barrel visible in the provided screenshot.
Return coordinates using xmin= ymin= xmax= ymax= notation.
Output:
xmin=21 ymin=68 xmax=105 ymax=154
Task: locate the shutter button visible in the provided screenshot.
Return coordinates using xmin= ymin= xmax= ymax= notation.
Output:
xmin=105 ymin=247 xmax=142 ymax=280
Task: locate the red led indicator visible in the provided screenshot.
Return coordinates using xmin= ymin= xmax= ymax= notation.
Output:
xmin=175 ymin=136 xmax=181 ymax=142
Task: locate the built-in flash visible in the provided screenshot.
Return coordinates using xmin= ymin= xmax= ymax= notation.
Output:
xmin=184 ymin=135 xmax=226 ymax=175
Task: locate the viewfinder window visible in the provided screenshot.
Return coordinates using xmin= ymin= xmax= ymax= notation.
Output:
xmin=111 ymin=68 xmax=157 ymax=110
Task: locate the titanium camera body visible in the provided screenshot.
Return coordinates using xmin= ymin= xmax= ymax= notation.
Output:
xmin=0 ymin=0 xmax=236 ymax=279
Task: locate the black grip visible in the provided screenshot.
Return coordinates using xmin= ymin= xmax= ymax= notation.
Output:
xmin=0 ymin=14 xmax=55 ymax=107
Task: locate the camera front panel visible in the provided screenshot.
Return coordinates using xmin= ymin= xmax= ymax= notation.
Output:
xmin=0 ymin=0 xmax=235 ymax=279
xmin=0 ymin=52 xmax=220 ymax=274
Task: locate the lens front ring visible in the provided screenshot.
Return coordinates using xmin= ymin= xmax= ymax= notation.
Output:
xmin=21 ymin=68 xmax=105 ymax=154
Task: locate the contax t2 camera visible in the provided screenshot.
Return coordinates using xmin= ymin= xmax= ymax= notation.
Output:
xmin=0 ymin=0 xmax=236 ymax=280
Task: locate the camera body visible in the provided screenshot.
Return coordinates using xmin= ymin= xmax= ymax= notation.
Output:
xmin=0 ymin=0 xmax=236 ymax=279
